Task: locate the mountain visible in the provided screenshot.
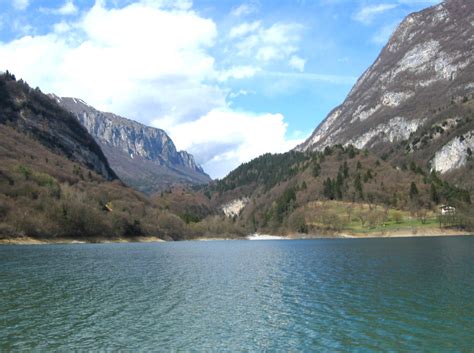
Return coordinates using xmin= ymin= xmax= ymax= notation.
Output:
xmin=0 ymin=72 xmax=116 ymax=180
xmin=0 ymin=72 xmax=222 ymax=241
xmin=203 ymin=146 xmax=472 ymax=236
xmin=51 ymin=96 xmax=211 ymax=194
xmin=296 ymin=0 xmax=474 ymax=189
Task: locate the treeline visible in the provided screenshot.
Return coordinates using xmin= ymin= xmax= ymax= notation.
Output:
xmin=210 ymin=151 xmax=310 ymax=193
xmin=0 ymin=162 xmax=245 ymax=240
xmin=209 ymin=144 xmax=473 ymax=235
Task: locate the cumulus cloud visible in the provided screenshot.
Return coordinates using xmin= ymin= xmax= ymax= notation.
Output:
xmin=232 ymin=22 xmax=303 ymax=64
xmin=0 ymin=1 xmax=220 ymax=124
xmin=154 ymin=109 xmax=306 ymax=179
xmin=0 ymin=0 xmax=304 ymax=178
xmin=353 ymin=4 xmax=398 ymax=24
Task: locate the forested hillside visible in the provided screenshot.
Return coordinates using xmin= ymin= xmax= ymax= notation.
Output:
xmin=0 ymin=73 xmax=237 ymax=241
xmin=204 ymin=145 xmax=473 ymax=235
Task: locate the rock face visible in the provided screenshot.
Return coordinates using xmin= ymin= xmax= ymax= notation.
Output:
xmin=432 ymin=131 xmax=474 ymax=173
xmin=52 ymin=96 xmax=211 ymax=194
xmin=0 ymin=73 xmax=116 ymax=180
xmin=221 ymin=198 xmax=249 ymax=218
xmin=296 ymin=0 xmax=474 ymax=180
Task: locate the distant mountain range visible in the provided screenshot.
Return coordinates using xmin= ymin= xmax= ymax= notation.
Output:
xmin=51 ymin=96 xmax=211 ymax=194
xmin=296 ymin=0 xmax=474 ymax=190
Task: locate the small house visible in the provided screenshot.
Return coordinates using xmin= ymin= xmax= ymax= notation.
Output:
xmin=440 ymin=205 xmax=456 ymax=216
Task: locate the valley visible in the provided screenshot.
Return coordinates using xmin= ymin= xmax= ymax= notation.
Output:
xmin=1 ymin=0 xmax=473 ymax=243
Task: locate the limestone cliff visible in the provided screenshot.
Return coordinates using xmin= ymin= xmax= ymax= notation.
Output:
xmin=52 ymin=96 xmax=211 ymax=194
xmin=296 ymin=0 xmax=474 ymax=184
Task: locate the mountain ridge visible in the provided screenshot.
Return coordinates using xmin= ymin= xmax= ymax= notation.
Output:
xmin=296 ymin=0 xmax=474 ymax=189
xmin=0 ymin=72 xmax=117 ymax=180
xmin=51 ymin=95 xmax=211 ymax=194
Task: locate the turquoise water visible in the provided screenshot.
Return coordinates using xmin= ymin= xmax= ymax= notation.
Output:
xmin=1 ymin=237 xmax=473 ymax=351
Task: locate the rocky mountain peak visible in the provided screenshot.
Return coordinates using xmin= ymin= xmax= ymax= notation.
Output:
xmin=296 ymin=0 xmax=473 ymax=154
xmin=295 ymin=0 xmax=474 ymax=190
xmin=53 ymin=96 xmax=210 ymax=194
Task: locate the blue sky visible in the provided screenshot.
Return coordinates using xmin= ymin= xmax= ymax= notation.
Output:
xmin=0 ymin=0 xmax=440 ymax=178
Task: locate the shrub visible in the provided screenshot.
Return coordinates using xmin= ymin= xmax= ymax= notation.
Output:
xmin=288 ymin=209 xmax=308 ymax=233
xmin=392 ymin=211 xmax=403 ymax=224
xmin=157 ymin=212 xmax=186 ymax=240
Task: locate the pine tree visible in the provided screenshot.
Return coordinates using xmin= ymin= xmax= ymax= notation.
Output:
xmin=347 ymin=145 xmax=356 ymax=159
xmin=323 ymin=178 xmax=335 ymax=200
xmin=342 ymin=161 xmax=349 ymax=178
xmin=336 ymin=172 xmax=344 ymax=199
xmin=354 ymin=173 xmax=363 ymax=199
xmin=410 ymin=182 xmax=419 ymax=200
xmin=430 ymin=183 xmax=439 ymax=204
xmin=312 ymin=163 xmax=321 ymax=177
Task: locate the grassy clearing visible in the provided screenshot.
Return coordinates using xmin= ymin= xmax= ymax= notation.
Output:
xmin=304 ymin=200 xmax=444 ymax=235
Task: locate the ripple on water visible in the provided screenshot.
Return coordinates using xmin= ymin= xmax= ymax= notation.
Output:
xmin=0 ymin=237 xmax=474 ymax=351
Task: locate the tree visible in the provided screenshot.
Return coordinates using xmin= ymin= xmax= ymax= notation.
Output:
xmin=312 ymin=163 xmax=321 ymax=177
xmin=354 ymin=173 xmax=363 ymax=199
xmin=342 ymin=161 xmax=349 ymax=178
xmin=274 ymin=187 xmax=297 ymax=222
xmin=347 ymin=145 xmax=356 ymax=159
xmin=335 ymin=172 xmax=344 ymax=199
xmin=430 ymin=183 xmax=439 ymax=204
xmin=409 ymin=182 xmax=419 ymax=200
xmin=323 ymin=178 xmax=335 ymax=200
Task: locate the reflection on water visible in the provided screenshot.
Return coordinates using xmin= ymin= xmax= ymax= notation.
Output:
xmin=1 ymin=236 xmax=473 ymax=351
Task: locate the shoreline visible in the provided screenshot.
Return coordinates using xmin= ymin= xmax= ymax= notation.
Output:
xmin=0 ymin=227 xmax=471 ymax=245
xmin=0 ymin=236 xmax=166 ymax=245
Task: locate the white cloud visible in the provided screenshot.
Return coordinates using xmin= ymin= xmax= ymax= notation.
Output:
xmin=289 ymin=55 xmax=306 ymax=72
xmin=13 ymin=0 xmax=29 ymax=10
xmin=218 ymin=65 xmax=260 ymax=81
xmin=0 ymin=1 xmax=221 ymax=124
xmin=154 ymin=109 xmax=305 ymax=179
xmin=0 ymin=0 xmax=306 ymax=178
xmin=228 ymin=89 xmax=252 ymax=100
xmin=353 ymin=4 xmax=398 ymax=24
xmin=230 ymin=3 xmax=258 ymax=17
xmin=229 ymin=21 xmax=261 ymax=39
xmin=233 ymin=22 xmax=303 ymax=64
xmin=41 ymin=0 xmax=79 ymax=16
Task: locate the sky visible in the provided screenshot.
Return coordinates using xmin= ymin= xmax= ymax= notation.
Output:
xmin=0 ymin=0 xmax=441 ymax=179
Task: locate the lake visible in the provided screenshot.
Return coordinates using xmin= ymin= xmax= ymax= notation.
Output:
xmin=1 ymin=236 xmax=473 ymax=351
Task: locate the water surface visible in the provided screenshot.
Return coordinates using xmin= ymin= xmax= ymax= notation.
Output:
xmin=1 ymin=236 xmax=473 ymax=351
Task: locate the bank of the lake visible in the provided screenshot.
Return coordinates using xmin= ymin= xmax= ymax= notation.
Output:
xmin=0 ymin=236 xmax=166 ymax=245
xmin=0 ymin=226 xmax=471 ymax=245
